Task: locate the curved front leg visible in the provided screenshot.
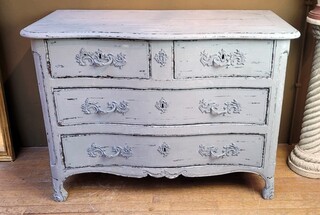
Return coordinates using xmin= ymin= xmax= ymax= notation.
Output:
xmin=52 ymin=177 xmax=68 ymax=202
xmin=262 ymin=176 xmax=274 ymax=200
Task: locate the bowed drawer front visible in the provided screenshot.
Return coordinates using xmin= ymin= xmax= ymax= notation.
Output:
xmin=21 ymin=10 xmax=299 ymax=201
xmin=62 ymin=134 xmax=265 ymax=168
xmin=53 ymin=88 xmax=269 ymax=126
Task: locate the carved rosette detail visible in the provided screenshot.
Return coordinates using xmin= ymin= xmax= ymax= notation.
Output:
xmin=81 ymin=98 xmax=129 ymax=115
xmin=199 ymin=99 xmax=241 ymax=116
xmin=199 ymin=143 xmax=243 ymax=159
xmin=87 ymin=143 xmax=132 ymax=159
xmin=75 ymin=48 xmax=126 ymax=68
xmin=157 ymin=143 xmax=170 ymax=157
xmin=200 ymin=49 xmax=245 ymax=68
xmin=155 ymin=97 xmax=168 ymax=114
xmin=154 ymin=49 xmax=168 ymax=67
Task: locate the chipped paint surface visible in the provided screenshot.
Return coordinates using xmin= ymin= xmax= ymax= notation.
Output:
xmin=20 ymin=10 xmax=300 ymax=40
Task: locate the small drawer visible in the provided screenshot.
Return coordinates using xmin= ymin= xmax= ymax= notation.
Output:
xmin=53 ymin=87 xmax=269 ymax=126
xmin=62 ymin=133 xmax=265 ymax=168
xmin=174 ymin=40 xmax=273 ymax=79
xmin=47 ymin=39 xmax=150 ymax=79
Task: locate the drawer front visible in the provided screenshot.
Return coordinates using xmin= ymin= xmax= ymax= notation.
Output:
xmin=174 ymin=40 xmax=273 ymax=79
xmin=53 ymin=88 xmax=268 ymax=126
xmin=47 ymin=39 xmax=149 ymax=79
xmin=62 ymin=134 xmax=264 ymax=168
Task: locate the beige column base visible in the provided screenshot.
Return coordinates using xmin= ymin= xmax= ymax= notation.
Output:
xmin=288 ymin=146 xmax=320 ymax=178
xmin=288 ymin=4 xmax=320 ymax=179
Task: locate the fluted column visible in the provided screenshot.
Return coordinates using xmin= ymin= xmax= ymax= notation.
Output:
xmin=288 ymin=3 xmax=320 ymax=178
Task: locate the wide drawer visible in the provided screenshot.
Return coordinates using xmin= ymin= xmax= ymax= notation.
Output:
xmin=62 ymin=133 xmax=265 ymax=168
xmin=53 ymin=88 xmax=269 ymax=126
xmin=47 ymin=39 xmax=150 ymax=79
xmin=174 ymin=40 xmax=273 ymax=79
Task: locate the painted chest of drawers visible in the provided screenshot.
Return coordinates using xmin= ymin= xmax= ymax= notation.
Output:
xmin=21 ymin=10 xmax=300 ymax=201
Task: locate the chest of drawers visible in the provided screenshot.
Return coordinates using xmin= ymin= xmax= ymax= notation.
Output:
xmin=21 ymin=10 xmax=299 ymax=201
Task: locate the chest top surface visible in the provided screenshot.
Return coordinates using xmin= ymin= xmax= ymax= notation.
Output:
xmin=20 ymin=10 xmax=300 ymax=40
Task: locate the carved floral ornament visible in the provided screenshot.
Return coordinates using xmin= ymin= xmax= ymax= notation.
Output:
xmin=200 ymin=49 xmax=245 ymax=68
xmin=75 ymin=48 xmax=126 ymax=69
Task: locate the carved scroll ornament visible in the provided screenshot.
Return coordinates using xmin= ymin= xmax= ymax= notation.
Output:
xmin=200 ymin=49 xmax=245 ymax=68
xmin=87 ymin=143 xmax=132 ymax=159
xmin=81 ymin=98 xmax=129 ymax=115
xmin=143 ymin=170 xmax=187 ymax=179
xmin=199 ymin=99 xmax=241 ymax=116
xmin=199 ymin=143 xmax=242 ymax=159
xmin=75 ymin=48 xmax=126 ymax=68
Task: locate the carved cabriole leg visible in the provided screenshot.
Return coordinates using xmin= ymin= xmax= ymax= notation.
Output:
xmin=261 ymin=176 xmax=274 ymax=200
xmin=288 ymin=9 xmax=320 ymax=178
xmin=52 ymin=177 xmax=68 ymax=202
